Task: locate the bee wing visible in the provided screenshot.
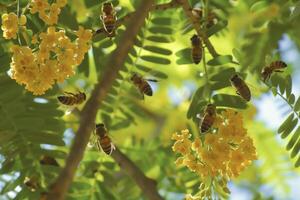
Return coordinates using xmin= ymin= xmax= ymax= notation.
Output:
xmin=196 ymin=113 xmax=203 ymax=119
xmin=108 ymin=142 xmax=116 ymax=155
xmin=146 ymin=79 xmax=158 ymax=82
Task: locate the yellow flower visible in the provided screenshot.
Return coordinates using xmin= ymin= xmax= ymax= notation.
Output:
xmin=31 ymin=34 xmax=38 ymax=44
xmin=57 ymin=0 xmax=68 ymax=7
xmin=30 ymin=0 xmax=49 ymax=14
xmin=19 ymin=15 xmax=27 ymax=25
xmin=192 ymin=137 xmax=201 ymax=151
xmin=171 ymin=110 xmax=257 ymax=198
xmin=76 ymin=26 xmax=93 ymax=41
xmin=205 ymin=134 xmax=219 ymax=146
xmin=1 ymin=12 xmax=18 ymax=39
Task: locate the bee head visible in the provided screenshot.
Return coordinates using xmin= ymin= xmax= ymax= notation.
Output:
xmin=206 ymin=104 xmax=216 ymax=114
xmin=96 ymin=123 xmax=105 ymax=129
xmin=191 ymin=34 xmax=198 ymax=41
xmin=81 ymin=92 xmax=86 ymax=100
xmin=102 ymin=2 xmax=113 ymax=13
xmin=131 ymin=73 xmax=138 ymax=81
xmin=230 ymin=74 xmax=239 ymax=82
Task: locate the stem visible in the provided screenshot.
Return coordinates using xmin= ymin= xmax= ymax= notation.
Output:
xmin=202 ymin=48 xmax=211 ymax=103
xmin=46 ymin=1 xmax=155 ymax=199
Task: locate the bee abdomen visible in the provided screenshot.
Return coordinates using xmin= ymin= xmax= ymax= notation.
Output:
xmin=200 ymin=117 xmax=213 ymax=133
xmin=57 ymin=96 xmax=74 ymax=105
xmin=238 ymin=85 xmax=251 ymax=101
xmin=192 ymin=48 xmax=202 ymax=64
xmin=141 ymin=83 xmax=153 ymax=96
xmin=100 ymin=136 xmax=113 ymax=155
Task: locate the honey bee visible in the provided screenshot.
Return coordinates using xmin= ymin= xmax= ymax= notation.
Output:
xmin=95 ymin=123 xmax=115 ymax=155
xmin=199 ymin=104 xmax=216 ymax=133
xmin=40 ymin=155 xmax=59 ymax=167
xmin=57 ymin=91 xmax=86 ymax=106
xmin=191 ymin=34 xmax=202 ymax=64
xmin=131 ymin=73 xmax=157 ymax=98
xmin=100 ymin=2 xmax=117 ymax=36
xmin=261 ymin=60 xmax=287 ymax=82
xmin=24 ymin=177 xmax=38 ymax=191
xmin=230 ymin=74 xmax=251 ymax=101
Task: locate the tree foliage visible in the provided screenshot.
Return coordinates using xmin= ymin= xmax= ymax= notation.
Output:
xmin=0 ymin=0 xmax=300 ymax=199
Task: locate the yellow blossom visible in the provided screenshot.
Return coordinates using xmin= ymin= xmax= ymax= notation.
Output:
xmin=171 ymin=109 xmax=257 ymax=198
xmin=1 ymin=13 xmax=18 ymax=39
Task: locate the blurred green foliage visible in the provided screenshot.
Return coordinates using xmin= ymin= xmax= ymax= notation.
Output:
xmin=0 ymin=0 xmax=300 ymax=199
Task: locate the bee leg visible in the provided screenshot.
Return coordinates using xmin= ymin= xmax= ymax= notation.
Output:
xmin=236 ymin=91 xmax=240 ymax=95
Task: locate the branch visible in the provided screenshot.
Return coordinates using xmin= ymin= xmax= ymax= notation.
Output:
xmin=111 ymin=148 xmax=164 ymax=200
xmin=178 ymin=0 xmax=219 ymax=58
xmin=46 ymin=1 xmax=155 ymax=199
xmin=94 ymin=0 xmax=180 ymax=37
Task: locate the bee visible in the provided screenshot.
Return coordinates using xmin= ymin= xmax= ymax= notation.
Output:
xmin=230 ymin=74 xmax=251 ymax=101
xmin=100 ymin=2 xmax=117 ymax=36
xmin=24 ymin=177 xmax=38 ymax=191
xmin=40 ymin=155 xmax=59 ymax=167
xmin=261 ymin=60 xmax=287 ymax=82
xmin=57 ymin=91 xmax=86 ymax=106
xmin=191 ymin=34 xmax=202 ymax=64
xmin=199 ymin=104 xmax=216 ymax=133
xmin=131 ymin=73 xmax=157 ymax=98
xmin=95 ymin=123 xmax=115 ymax=155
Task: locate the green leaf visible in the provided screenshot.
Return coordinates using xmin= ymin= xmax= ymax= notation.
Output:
xmin=210 ymin=67 xmax=236 ymax=82
xmin=144 ymin=45 xmax=172 ymax=55
xmin=295 ymin=96 xmax=300 ymax=111
xmin=250 ymin=1 xmax=268 ymax=12
xmin=285 ymin=75 xmax=292 ymax=98
xmin=286 ymin=127 xmax=300 ymax=151
xmin=148 ymin=26 xmax=173 ymax=35
xmin=295 ymin=155 xmax=300 ymax=168
xmin=288 ymin=94 xmax=296 ymax=105
xmin=207 ymin=20 xmax=228 ymax=37
xmin=291 ymin=138 xmax=300 ymax=158
xmin=146 ymin=36 xmax=174 ymax=43
xmin=280 ymin=118 xmax=298 ymax=139
xmin=278 ymin=113 xmax=294 ymax=133
xmin=152 ymin=17 xmax=173 ymax=25
xmin=232 ymin=48 xmax=242 ymax=63
xmin=212 ymin=94 xmax=247 ymax=109
xmin=207 ymin=55 xmax=233 ymax=66
xmin=175 ymin=48 xmax=192 ymax=65
xmin=187 ymin=85 xmax=206 ymax=119
xmin=141 ymin=55 xmax=171 ymax=65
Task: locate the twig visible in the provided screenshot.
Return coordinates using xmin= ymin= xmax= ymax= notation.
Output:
xmin=46 ymin=1 xmax=155 ymax=199
xmin=111 ymin=148 xmax=164 ymax=200
xmin=94 ymin=0 xmax=180 ymax=37
xmin=177 ymin=0 xmax=219 ymax=58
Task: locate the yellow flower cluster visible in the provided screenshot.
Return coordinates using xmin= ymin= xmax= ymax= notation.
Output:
xmin=1 ymin=13 xmax=27 ymax=39
xmin=172 ymin=109 xmax=257 ymax=199
xmin=10 ymin=26 xmax=92 ymax=95
xmin=30 ymin=0 xmax=67 ymax=25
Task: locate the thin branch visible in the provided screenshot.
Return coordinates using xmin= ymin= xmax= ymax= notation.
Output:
xmin=111 ymin=148 xmax=164 ymax=200
xmin=177 ymin=0 xmax=219 ymax=58
xmin=46 ymin=1 xmax=155 ymax=199
xmin=94 ymin=0 xmax=180 ymax=37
